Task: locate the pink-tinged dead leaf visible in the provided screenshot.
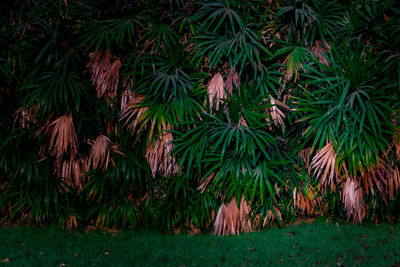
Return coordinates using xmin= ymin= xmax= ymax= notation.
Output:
xmin=197 ymin=172 xmax=216 ymax=193
xmin=266 ymin=95 xmax=288 ymax=130
xmin=299 ymin=147 xmax=312 ymax=174
xmin=224 ymin=69 xmax=239 ymax=94
xmin=87 ymin=50 xmax=121 ymax=100
xmin=119 ymin=94 xmax=148 ymax=133
xmin=1 ymin=258 xmax=9 ymax=263
xmin=89 ymin=134 xmax=111 ymax=171
xmin=342 ymin=178 xmax=365 ymax=223
xmin=311 ymin=142 xmax=337 ymax=191
xmin=145 ymin=122 xmax=178 ymax=178
xmin=208 ymin=73 xmax=225 ymax=110
xmin=104 ymin=251 xmax=110 ymax=256
xmin=238 ymin=115 xmax=248 ymax=127
xmin=214 ymin=197 xmax=253 ymax=235
xmin=311 ymin=40 xmax=331 ymax=65
xmin=47 ymin=114 xmax=78 ymax=159
xmin=14 ymin=106 xmax=37 ymax=129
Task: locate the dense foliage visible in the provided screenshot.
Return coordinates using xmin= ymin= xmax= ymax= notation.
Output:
xmin=1 ymin=0 xmax=400 ymax=232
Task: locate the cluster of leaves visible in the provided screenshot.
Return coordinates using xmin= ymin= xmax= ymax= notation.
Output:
xmin=0 ymin=0 xmax=400 ymax=232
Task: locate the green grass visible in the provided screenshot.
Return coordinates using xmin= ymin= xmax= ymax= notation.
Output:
xmin=1 ymin=219 xmax=400 ymax=266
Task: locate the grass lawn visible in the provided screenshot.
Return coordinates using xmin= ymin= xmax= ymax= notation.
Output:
xmin=1 ymin=218 xmax=400 ymax=266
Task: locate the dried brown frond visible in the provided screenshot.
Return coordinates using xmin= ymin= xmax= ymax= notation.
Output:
xmin=145 ymin=123 xmax=178 ymax=178
xmin=213 ymin=197 xmax=253 ymax=235
xmin=279 ymin=52 xmax=304 ymax=84
xmin=14 ymin=106 xmax=37 ymax=129
xmin=393 ymin=128 xmax=400 ymax=160
xmin=120 ymin=94 xmax=148 ymax=133
xmin=208 ymin=73 xmax=225 ymax=110
xmin=384 ymin=13 xmax=389 ymax=22
xmin=239 ymin=197 xmax=252 ymax=233
xmin=65 ymin=214 xmax=78 ymax=230
xmin=392 ymin=166 xmax=400 ymax=199
xmin=361 ymin=159 xmax=399 ymax=200
xmin=342 ymin=178 xmax=365 ymax=223
xmin=87 ymin=50 xmax=121 ymax=99
xmin=197 ymin=172 xmax=216 ymax=193
xmin=48 ymin=115 xmax=78 ymax=159
xmin=311 ymin=143 xmax=337 ymax=191
xmin=213 ymin=203 xmax=227 ymax=235
xmin=311 ymin=40 xmax=330 ymax=65
xmin=224 ymin=69 xmax=239 ymax=95
xmin=294 ymin=185 xmax=320 ymax=216
xmin=107 ymin=59 xmax=122 ymax=98
xmin=299 ymin=147 xmax=312 ymax=174
xmin=266 ymin=95 xmax=288 ymax=130
xmin=213 ymin=198 xmax=240 ymax=235
xmin=261 ymin=26 xmax=281 ymax=48
xmin=76 ymin=155 xmax=88 ymax=189
xmin=263 ymin=206 xmax=282 ymax=227
xmin=89 ymin=134 xmax=111 ymax=171
xmin=238 ymin=115 xmax=248 ymax=127
xmin=55 ymin=155 xmax=87 ymax=190
xmin=225 ymin=198 xmax=240 ymax=235
xmin=120 ymin=89 xmax=135 ymax=112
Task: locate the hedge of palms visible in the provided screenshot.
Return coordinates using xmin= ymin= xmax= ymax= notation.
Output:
xmin=1 ymin=0 xmax=400 ymax=233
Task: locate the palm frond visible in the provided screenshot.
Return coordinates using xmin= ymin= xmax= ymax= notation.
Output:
xmin=207 ymin=73 xmax=225 ymax=110
xmin=263 ymin=206 xmax=282 ymax=227
xmin=14 ymin=106 xmax=37 ymax=129
xmin=87 ymin=50 xmax=121 ymax=99
xmin=311 ymin=142 xmax=337 ymax=191
xmin=120 ymin=89 xmax=134 ymax=112
xmin=266 ymin=95 xmax=288 ymax=130
xmin=197 ymin=172 xmax=216 ymax=193
xmin=361 ymin=159 xmax=400 ymax=200
xmin=89 ymin=134 xmax=111 ymax=171
xmin=294 ymin=184 xmax=321 ymax=216
xmin=311 ymin=40 xmax=330 ymax=65
xmin=278 ymin=46 xmax=310 ymax=84
xmin=55 ymin=155 xmax=87 ymax=190
xmin=239 ymin=196 xmax=252 ymax=233
xmin=47 ymin=115 xmax=78 ymax=159
xmin=145 ymin=123 xmax=177 ymax=178
xmin=342 ymin=178 xmax=364 ymax=223
xmin=213 ymin=197 xmax=253 ymax=236
xmin=299 ymin=147 xmax=312 ymax=174
xmin=213 ymin=198 xmax=240 ymax=236
xmin=224 ymin=68 xmax=239 ymax=95
xmin=394 ymin=129 xmax=400 ymax=160
xmin=238 ymin=115 xmax=248 ymax=127
xmin=120 ymin=94 xmax=148 ymax=133
xmin=120 ymin=95 xmax=148 ymax=131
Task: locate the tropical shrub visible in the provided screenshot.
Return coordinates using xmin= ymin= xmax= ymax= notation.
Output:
xmin=0 ymin=0 xmax=400 ymax=233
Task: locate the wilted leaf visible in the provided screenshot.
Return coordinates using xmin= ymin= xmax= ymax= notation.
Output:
xmin=145 ymin=123 xmax=178 ymax=178
xmin=208 ymin=73 xmax=225 ymax=110
xmin=89 ymin=134 xmax=111 ymax=171
xmin=342 ymin=178 xmax=364 ymax=223
xmin=87 ymin=50 xmax=121 ymax=99
xmin=47 ymin=114 xmax=78 ymax=159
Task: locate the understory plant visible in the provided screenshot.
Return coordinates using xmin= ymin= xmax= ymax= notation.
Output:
xmin=0 ymin=0 xmax=400 ymax=233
